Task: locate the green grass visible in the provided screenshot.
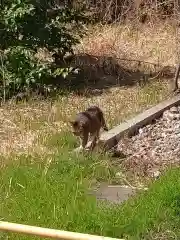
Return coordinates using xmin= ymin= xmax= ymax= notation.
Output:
xmin=0 ymin=133 xmax=180 ymax=240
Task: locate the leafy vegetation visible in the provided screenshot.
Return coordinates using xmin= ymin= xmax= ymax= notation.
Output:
xmin=0 ymin=0 xmax=87 ymax=99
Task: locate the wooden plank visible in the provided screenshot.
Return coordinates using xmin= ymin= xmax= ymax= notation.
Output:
xmin=0 ymin=221 xmax=122 ymax=240
xmin=99 ymin=94 xmax=180 ymax=150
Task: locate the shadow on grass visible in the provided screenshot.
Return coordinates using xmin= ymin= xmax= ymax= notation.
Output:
xmin=59 ymin=53 xmax=174 ymax=97
xmin=10 ymin=53 xmax=174 ymax=102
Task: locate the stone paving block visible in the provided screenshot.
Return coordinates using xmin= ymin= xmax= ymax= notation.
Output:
xmin=99 ymin=94 xmax=180 ymax=150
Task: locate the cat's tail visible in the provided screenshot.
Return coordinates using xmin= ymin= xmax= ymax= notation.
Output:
xmin=100 ymin=112 xmax=108 ymax=131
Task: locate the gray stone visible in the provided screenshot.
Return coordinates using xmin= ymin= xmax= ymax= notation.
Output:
xmin=94 ymin=184 xmax=136 ymax=204
xmin=163 ymin=110 xmax=170 ymax=120
xmin=151 ymin=170 xmax=161 ymax=178
xmin=170 ymin=106 xmax=179 ymax=113
xmin=139 ymin=128 xmax=144 ymax=135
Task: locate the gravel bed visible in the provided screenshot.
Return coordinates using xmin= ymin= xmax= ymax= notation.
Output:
xmin=117 ymin=106 xmax=180 ymax=177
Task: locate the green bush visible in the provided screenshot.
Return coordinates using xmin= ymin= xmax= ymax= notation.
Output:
xmin=0 ymin=0 xmax=87 ymax=99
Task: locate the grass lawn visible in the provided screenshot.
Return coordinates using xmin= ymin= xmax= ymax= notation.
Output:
xmin=0 ymin=132 xmax=180 ymax=240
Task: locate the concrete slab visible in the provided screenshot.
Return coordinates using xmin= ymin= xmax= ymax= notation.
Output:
xmin=99 ymin=94 xmax=180 ymax=150
xmin=94 ymin=184 xmax=136 ymax=204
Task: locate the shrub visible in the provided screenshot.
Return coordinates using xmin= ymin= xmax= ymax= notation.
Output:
xmin=0 ymin=0 xmax=87 ymax=99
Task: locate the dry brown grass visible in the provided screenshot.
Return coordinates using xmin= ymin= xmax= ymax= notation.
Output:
xmin=0 ymin=80 xmax=169 ymax=157
xmin=0 ymin=22 xmax=175 ymax=157
xmin=78 ymin=22 xmax=176 ymax=66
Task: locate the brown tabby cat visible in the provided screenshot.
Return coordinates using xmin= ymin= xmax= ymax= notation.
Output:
xmin=70 ymin=106 xmax=108 ymax=152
